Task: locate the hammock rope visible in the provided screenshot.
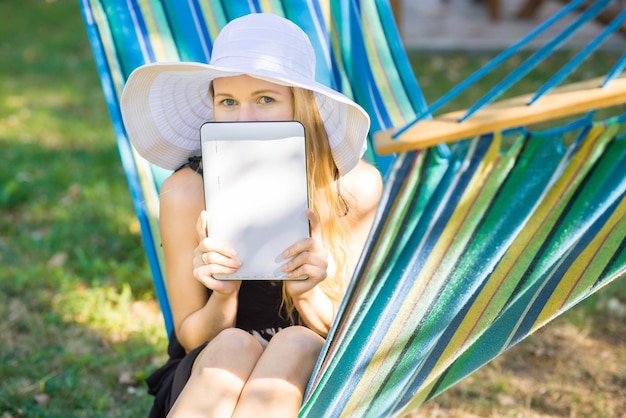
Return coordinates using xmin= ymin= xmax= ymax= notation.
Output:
xmin=392 ymin=0 xmax=594 ymax=137
xmin=530 ymin=6 xmax=626 ymax=104
xmin=461 ymin=0 xmax=613 ymax=121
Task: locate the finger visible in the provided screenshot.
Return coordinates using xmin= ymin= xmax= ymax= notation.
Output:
xmin=194 ymin=267 xmax=242 ymax=292
xmin=196 ymin=210 xmax=209 ymax=241
xmin=282 ymin=237 xmax=318 ymax=260
xmin=306 ymin=208 xmax=321 ymax=241
xmin=198 ymin=237 xmax=239 ymax=260
xmin=197 ymin=250 xmax=241 ymax=269
xmin=195 ymin=262 xmax=241 ymax=278
xmin=282 ymin=249 xmax=313 ymax=270
xmin=282 ymin=249 xmax=327 ymax=276
xmin=285 ymin=263 xmax=325 ymax=281
xmin=281 ymin=209 xmax=317 ymax=259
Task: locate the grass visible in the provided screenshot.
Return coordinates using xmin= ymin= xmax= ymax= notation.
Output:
xmin=1 ymin=1 xmax=166 ymax=416
xmin=0 ymin=0 xmax=624 ymax=417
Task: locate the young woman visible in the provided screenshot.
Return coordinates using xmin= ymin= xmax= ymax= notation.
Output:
xmin=121 ymin=13 xmax=383 ymax=418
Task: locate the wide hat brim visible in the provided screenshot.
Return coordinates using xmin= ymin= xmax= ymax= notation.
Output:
xmin=121 ymin=61 xmax=370 ymax=175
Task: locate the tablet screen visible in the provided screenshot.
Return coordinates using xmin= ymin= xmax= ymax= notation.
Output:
xmin=200 ymin=121 xmax=309 ymax=280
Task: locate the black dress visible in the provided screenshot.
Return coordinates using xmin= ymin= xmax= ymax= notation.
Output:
xmin=146 ymin=157 xmax=295 ymax=417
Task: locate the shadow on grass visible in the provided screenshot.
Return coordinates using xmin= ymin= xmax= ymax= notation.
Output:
xmin=0 ymin=140 xmax=167 ymax=417
xmin=0 ymin=288 xmax=164 ymax=417
xmin=0 ymin=1 xmax=168 ymax=414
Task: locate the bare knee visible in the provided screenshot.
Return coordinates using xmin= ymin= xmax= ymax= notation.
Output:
xmin=259 ymin=326 xmax=325 ymax=386
xmin=231 ymin=327 xmax=324 ymax=418
xmin=193 ymin=328 xmax=264 ymax=380
xmin=169 ymin=329 xmax=264 ymax=417
xmin=268 ymin=326 xmax=325 ymax=359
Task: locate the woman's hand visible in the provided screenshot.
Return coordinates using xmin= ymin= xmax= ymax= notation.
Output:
xmin=193 ymin=211 xmax=243 ymax=295
xmin=283 ymin=209 xmax=329 ymax=298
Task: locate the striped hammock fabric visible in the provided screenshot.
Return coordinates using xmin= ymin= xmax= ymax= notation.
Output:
xmin=80 ymin=0 xmax=626 ymax=416
xmin=302 ymin=119 xmax=626 ymax=416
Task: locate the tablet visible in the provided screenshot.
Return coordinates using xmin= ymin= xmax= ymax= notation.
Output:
xmin=200 ymin=121 xmax=310 ymax=280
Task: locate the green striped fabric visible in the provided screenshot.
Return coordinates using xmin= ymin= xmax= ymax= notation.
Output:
xmin=80 ymin=0 xmax=625 ymax=416
xmin=301 ymin=120 xmax=625 ymax=416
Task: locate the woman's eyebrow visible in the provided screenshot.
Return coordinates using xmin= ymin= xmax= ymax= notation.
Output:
xmin=213 ymin=89 xmax=287 ymax=98
xmin=250 ymin=89 xmax=287 ymax=96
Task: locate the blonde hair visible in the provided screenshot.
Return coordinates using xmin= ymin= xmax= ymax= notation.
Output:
xmin=282 ymin=88 xmax=354 ymax=320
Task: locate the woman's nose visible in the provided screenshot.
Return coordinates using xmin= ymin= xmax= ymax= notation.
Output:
xmin=236 ymin=104 xmax=258 ymax=121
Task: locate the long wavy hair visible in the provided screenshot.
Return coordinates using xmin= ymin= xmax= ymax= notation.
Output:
xmin=282 ymin=87 xmax=354 ymax=321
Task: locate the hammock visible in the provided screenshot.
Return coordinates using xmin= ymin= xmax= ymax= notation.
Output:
xmin=80 ymin=0 xmax=626 ymax=416
xmin=80 ymin=0 xmax=425 ymax=335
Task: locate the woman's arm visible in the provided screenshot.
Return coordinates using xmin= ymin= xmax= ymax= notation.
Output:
xmin=160 ymin=168 xmax=241 ymax=351
xmin=285 ymin=159 xmax=383 ymax=336
xmin=282 ymin=209 xmax=333 ymax=335
xmin=341 ymin=159 xmax=384 ymax=270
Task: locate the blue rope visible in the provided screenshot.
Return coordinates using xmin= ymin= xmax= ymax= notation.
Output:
xmin=461 ymin=0 xmax=611 ymax=122
xmin=603 ymin=51 xmax=626 ymax=86
xmin=531 ymin=111 xmax=595 ymax=137
xmin=530 ymin=8 xmax=626 ymax=104
xmin=392 ymin=0 xmax=590 ymax=139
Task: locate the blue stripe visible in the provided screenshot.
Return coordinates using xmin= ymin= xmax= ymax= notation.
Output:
xmin=374 ymin=0 xmax=428 ymax=118
xmin=306 ymin=0 xmax=335 ymax=88
xmin=281 ymin=1 xmax=333 ymax=88
xmin=348 ymin=0 xmax=388 ymax=127
xmin=81 ymin=0 xmax=174 ymax=334
xmin=188 ymin=0 xmax=214 ymax=61
xmin=127 ymin=0 xmax=157 ymax=63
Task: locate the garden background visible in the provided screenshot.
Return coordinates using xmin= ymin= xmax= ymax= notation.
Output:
xmin=1 ymin=1 xmax=624 ymax=417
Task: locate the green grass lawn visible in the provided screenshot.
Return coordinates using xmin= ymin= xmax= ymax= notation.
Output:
xmin=1 ymin=1 xmax=166 ymax=416
xmin=1 ymin=1 xmax=624 ymax=417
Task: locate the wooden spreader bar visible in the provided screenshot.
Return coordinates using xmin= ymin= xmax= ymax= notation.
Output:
xmin=375 ymin=75 xmax=626 ymax=155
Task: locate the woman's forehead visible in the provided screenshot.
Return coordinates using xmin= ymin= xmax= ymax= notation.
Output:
xmin=212 ymin=75 xmax=290 ymax=93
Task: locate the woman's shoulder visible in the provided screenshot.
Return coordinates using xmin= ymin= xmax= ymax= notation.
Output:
xmin=162 ymin=165 xmax=202 ymax=191
xmin=341 ymin=159 xmax=383 ymax=216
xmin=160 ymin=167 xmax=204 ymax=211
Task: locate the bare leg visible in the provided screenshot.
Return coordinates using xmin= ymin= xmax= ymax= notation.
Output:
xmin=168 ymin=328 xmax=264 ymax=418
xmin=232 ymin=326 xmax=325 ymax=418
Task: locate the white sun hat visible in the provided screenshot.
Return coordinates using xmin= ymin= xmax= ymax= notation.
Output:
xmin=120 ymin=13 xmax=370 ymax=175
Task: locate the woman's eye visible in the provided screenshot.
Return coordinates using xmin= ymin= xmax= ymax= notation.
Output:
xmin=259 ymin=96 xmax=274 ymax=104
xmin=221 ymin=98 xmax=236 ymax=106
